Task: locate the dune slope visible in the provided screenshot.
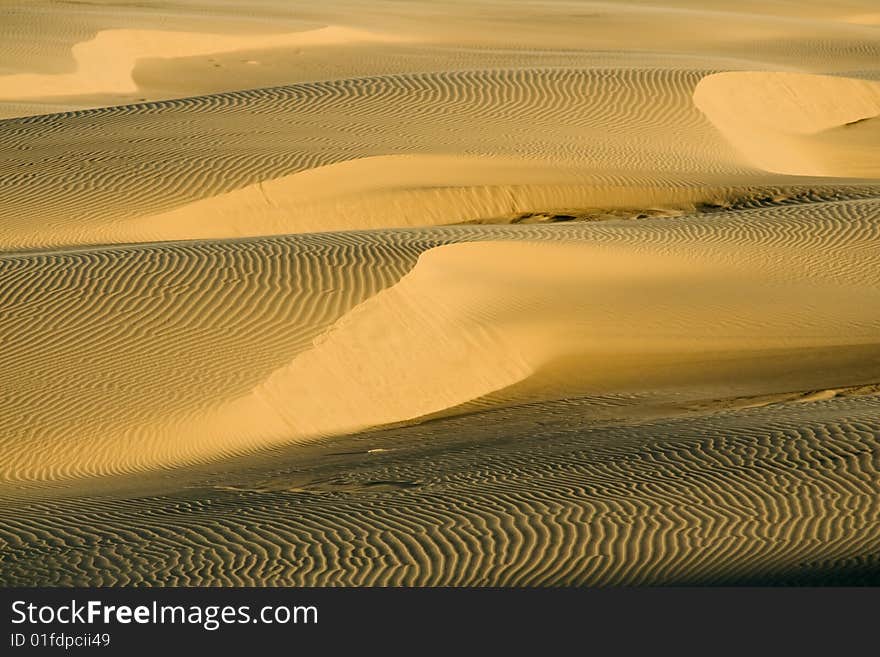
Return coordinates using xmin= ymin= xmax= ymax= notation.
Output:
xmin=1 ymin=393 xmax=878 ymax=586
xmin=1 ymin=0 xmax=879 ymax=587
xmin=694 ymin=72 xmax=880 ymax=176
xmin=2 ymin=199 xmax=879 ymax=482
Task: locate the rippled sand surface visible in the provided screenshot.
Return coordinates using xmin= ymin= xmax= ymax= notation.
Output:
xmin=1 ymin=0 xmax=878 ymax=585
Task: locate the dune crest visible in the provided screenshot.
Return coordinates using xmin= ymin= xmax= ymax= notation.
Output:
xmin=6 ymin=221 xmax=873 ymax=484
xmin=694 ymin=71 xmax=880 ymax=177
xmin=0 ymin=26 xmax=410 ymax=101
xmin=128 ymin=155 xmax=736 ymax=241
xmin=2 ymin=0 xmax=880 ymax=588
xmin=0 ymin=66 xmax=760 ymax=249
xmin=209 ymin=236 xmax=880 ymax=446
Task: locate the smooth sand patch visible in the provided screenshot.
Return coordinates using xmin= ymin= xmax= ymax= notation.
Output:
xmin=844 ymin=13 xmax=880 ymax=25
xmin=127 ymin=155 xmax=730 ymax=241
xmin=207 ymin=237 xmax=879 ymax=445
xmin=2 ymin=0 xmax=880 ymax=588
xmin=0 ymin=26 xmax=410 ymax=101
xmin=694 ymin=71 xmax=880 ymax=176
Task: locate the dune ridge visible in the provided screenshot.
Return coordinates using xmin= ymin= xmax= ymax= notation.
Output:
xmin=1 ymin=0 xmax=879 ymax=587
xmin=4 ymin=66 xmax=880 ymax=250
xmin=0 ymin=67 xmax=750 ymax=249
xmin=2 ymin=394 xmax=878 ymax=586
xmin=694 ymin=71 xmax=880 ymax=176
xmin=2 ymin=197 xmax=879 ymax=483
xmin=0 ymin=26 xmax=411 ymax=102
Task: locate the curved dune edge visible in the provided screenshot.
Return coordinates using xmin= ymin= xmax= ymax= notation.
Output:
xmin=6 ymin=233 xmax=879 ymax=484
xmin=121 ymin=155 xmax=729 ymax=242
xmin=2 ymin=394 xmax=878 ymax=586
xmin=694 ymin=71 xmax=880 ymax=177
xmin=0 ymin=26 xmax=411 ymax=101
xmin=206 ymin=239 xmax=879 ymax=441
xmin=0 ymin=65 xmax=767 ymax=249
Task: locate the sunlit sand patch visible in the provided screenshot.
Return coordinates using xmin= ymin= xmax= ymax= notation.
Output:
xmin=0 ymin=26 xmax=412 ymax=101
xmin=1 ymin=0 xmax=879 ymax=587
xmin=694 ymin=71 xmax=880 ymax=177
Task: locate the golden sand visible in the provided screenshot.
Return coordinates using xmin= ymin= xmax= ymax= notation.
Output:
xmin=0 ymin=0 xmax=878 ymax=585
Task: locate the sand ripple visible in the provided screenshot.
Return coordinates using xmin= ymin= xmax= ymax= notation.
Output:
xmin=2 ymin=199 xmax=879 ymax=482
xmin=1 ymin=395 xmax=877 ymax=585
xmin=2 ymin=0 xmax=879 ymax=587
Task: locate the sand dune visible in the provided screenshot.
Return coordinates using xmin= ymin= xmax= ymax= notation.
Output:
xmin=4 ymin=64 xmax=880 ymax=249
xmin=0 ymin=26 xmax=410 ymax=103
xmin=694 ymin=72 xmax=880 ymax=176
xmin=121 ymin=156 xmax=780 ymax=242
xmin=2 ymin=199 xmax=879 ymax=482
xmin=0 ymin=67 xmax=752 ymax=249
xmin=211 ymin=232 xmax=880 ymax=443
xmin=2 ymin=393 xmax=878 ymax=586
xmin=1 ymin=0 xmax=879 ymax=587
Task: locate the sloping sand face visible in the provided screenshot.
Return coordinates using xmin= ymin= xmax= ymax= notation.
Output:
xmin=121 ymin=155 xmax=749 ymax=243
xmin=210 ymin=236 xmax=880 ymax=446
xmin=3 ymin=394 xmax=878 ymax=586
xmin=1 ymin=0 xmax=879 ymax=586
xmin=0 ymin=67 xmax=750 ymax=250
xmin=0 ymin=26 xmax=410 ymax=101
xmin=2 ymin=204 xmax=879 ymax=482
xmin=694 ymin=72 xmax=880 ymax=177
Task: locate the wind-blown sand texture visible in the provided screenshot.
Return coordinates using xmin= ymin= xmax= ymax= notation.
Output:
xmin=1 ymin=0 xmax=879 ymax=586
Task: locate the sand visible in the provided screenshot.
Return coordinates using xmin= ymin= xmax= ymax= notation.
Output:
xmin=0 ymin=26 xmax=409 ymax=101
xmin=694 ymin=72 xmax=880 ymax=176
xmin=0 ymin=0 xmax=878 ymax=586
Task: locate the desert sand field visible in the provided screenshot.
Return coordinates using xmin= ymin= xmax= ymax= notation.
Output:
xmin=0 ymin=0 xmax=878 ymax=585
